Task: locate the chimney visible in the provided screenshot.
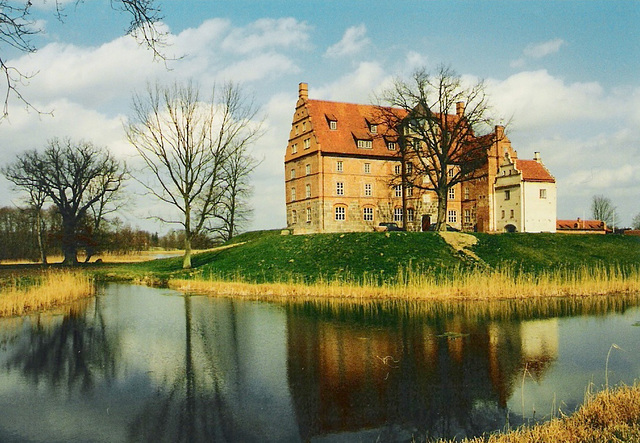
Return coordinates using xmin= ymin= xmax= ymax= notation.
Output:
xmin=298 ymin=82 xmax=308 ymax=100
xmin=533 ymin=151 xmax=541 ymax=162
xmin=456 ymin=101 xmax=465 ymax=117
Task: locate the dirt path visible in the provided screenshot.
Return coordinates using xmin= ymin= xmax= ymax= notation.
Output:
xmin=439 ymin=232 xmax=487 ymax=266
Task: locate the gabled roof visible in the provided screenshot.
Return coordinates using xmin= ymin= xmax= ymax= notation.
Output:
xmin=515 ymin=159 xmax=555 ymax=183
xmin=305 ymin=99 xmax=405 ymax=157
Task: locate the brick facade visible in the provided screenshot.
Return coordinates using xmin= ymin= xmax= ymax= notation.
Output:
xmin=284 ymin=83 xmax=554 ymax=234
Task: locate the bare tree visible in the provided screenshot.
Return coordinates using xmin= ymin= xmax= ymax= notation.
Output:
xmin=211 ymin=142 xmax=259 ymax=241
xmin=632 ymin=213 xmax=640 ymax=230
xmin=591 ymin=195 xmax=618 ymax=228
xmin=3 ymin=138 xmax=126 ymax=265
xmin=125 ymin=81 xmax=262 ymax=268
xmin=377 ymin=66 xmax=500 ymax=231
xmin=0 ymin=0 xmax=165 ymax=118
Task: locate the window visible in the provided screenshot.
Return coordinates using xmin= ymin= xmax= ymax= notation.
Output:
xmin=501 ymin=210 xmax=505 ymax=219
xmin=370 ymin=124 xmax=377 ymax=133
xmin=464 ymin=209 xmax=471 ymax=224
xmin=394 ymin=165 xmax=401 ymax=175
xmin=291 ymin=210 xmax=298 ymax=224
xmin=290 ymin=187 xmax=296 ymax=201
xmin=504 ymin=190 xmax=511 ymax=200
xmin=387 ymin=142 xmax=396 ymax=151
xmin=302 ymin=122 xmax=307 ymax=132
xmin=510 ymin=209 xmax=514 ymax=219
xmin=406 ymin=163 xmax=413 ymax=174
xmin=394 ymin=185 xmax=402 ymax=197
xmin=305 ymin=184 xmax=311 ymax=198
xmin=306 ymin=207 xmax=311 ymax=222
xmin=357 ymin=139 xmax=372 ymax=149
xmin=540 ymin=188 xmax=547 ymax=199
xmin=305 ymin=164 xmax=311 ymax=175
xmin=336 ymin=182 xmax=344 ymax=196
xmin=407 ymin=208 xmax=415 ymax=222
xmin=329 ymin=120 xmax=337 ymax=130
xmin=303 ymin=138 xmax=310 ymax=149
xmin=335 ymin=206 xmax=346 ymax=221
xmin=336 ymin=161 xmax=343 ymax=172
xmin=448 ymin=168 xmax=454 ymax=178
xmin=464 ymin=187 xmax=470 ymax=200
xmin=290 ymin=169 xmax=296 ymax=179
xmin=364 ymin=183 xmax=372 ymax=196
xmin=291 ymin=143 xmax=297 ymax=154
xmin=448 ymin=188 xmax=455 ymax=200
xmin=295 ymin=125 xmax=299 ymax=135
xmin=364 ymin=163 xmax=371 ymax=174
xmin=363 ymin=207 xmax=374 ymax=221
xmin=406 ymin=185 xmax=413 ymax=197
xmin=447 ymin=210 xmax=457 ymax=224
xmin=394 ymin=208 xmax=403 ymax=222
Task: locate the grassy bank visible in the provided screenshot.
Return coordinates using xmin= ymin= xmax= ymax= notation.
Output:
xmin=91 ymin=230 xmax=640 ymax=300
xmin=0 ymin=270 xmax=95 ymax=317
xmin=441 ymin=384 xmax=640 ymax=443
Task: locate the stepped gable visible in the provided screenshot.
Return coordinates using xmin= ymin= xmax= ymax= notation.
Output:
xmin=515 ymin=159 xmax=555 ymax=183
xmin=305 ymin=99 xmax=405 ymax=158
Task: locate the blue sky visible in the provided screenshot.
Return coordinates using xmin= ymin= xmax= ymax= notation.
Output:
xmin=2 ymin=0 xmax=639 ymax=232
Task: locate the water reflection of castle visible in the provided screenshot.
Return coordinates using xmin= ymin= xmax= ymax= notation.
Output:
xmin=287 ymin=310 xmax=558 ymax=441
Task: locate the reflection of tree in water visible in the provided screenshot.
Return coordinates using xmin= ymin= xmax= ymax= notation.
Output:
xmin=4 ymin=297 xmax=119 ymax=392
xmin=286 ymin=302 xmax=558 ymax=441
xmin=127 ymin=296 xmax=252 ymax=443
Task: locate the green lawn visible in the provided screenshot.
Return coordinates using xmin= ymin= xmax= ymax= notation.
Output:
xmin=92 ymin=231 xmax=640 ymax=284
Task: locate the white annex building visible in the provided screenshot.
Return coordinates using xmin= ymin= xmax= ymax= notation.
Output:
xmin=494 ymin=152 xmax=557 ymax=233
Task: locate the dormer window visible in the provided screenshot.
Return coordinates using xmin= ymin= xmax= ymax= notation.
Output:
xmin=329 ymin=120 xmax=337 ymax=130
xmin=370 ymin=124 xmax=377 ymax=134
xmin=357 ymin=139 xmax=372 ymax=149
xmin=387 ymin=141 xmax=396 ymax=151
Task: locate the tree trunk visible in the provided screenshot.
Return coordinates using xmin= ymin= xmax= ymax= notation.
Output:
xmin=182 ymin=235 xmax=192 ymax=269
xmin=36 ymin=211 xmax=47 ymax=264
xmin=436 ymin=188 xmax=448 ymax=231
xmin=61 ymin=217 xmax=78 ymax=265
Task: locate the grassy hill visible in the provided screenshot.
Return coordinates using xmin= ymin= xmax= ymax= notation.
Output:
xmin=99 ymin=230 xmax=640 ymax=285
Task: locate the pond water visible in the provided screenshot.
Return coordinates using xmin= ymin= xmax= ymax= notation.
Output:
xmin=1 ymin=284 xmax=640 ymax=442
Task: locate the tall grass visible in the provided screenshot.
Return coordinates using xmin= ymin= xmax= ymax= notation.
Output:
xmin=443 ymin=383 xmax=640 ymax=443
xmin=0 ymin=271 xmax=95 ymax=317
xmin=169 ymin=263 xmax=640 ymax=302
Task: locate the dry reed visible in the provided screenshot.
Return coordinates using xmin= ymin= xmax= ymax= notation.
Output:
xmin=169 ymin=263 xmax=640 ymax=302
xmin=444 ymin=384 xmax=640 ymax=443
xmin=0 ymin=271 xmax=95 ymax=317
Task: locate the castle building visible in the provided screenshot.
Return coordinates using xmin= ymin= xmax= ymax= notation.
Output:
xmin=284 ymin=83 xmax=556 ymax=234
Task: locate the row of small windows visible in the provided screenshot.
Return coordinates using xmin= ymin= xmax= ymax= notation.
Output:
xmin=504 ymin=188 xmax=548 ymax=200
xmin=290 ymin=208 xmax=312 ymax=224
xmin=501 ymin=209 xmax=515 ymax=219
xmin=325 ymin=119 xmax=378 ymax=134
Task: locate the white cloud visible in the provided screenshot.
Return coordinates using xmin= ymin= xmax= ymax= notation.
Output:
xmin=524 ymin=38 xmax=566 ymax=59
xmin=221 ymin=18 xmax=311 ymax=54
xmin=511 ymin=38 xmax=565 ymax=68
xmin=324 ymin=24 xmax=370 ymax=58
xmin=488 ymin=70 xmax=609 ymax=129
xmin=314 ymin=61 xmax=390 ymax=103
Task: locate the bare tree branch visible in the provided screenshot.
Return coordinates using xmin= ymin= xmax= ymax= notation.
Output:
xmin=125 ymin=80 xmax=262 ymax=268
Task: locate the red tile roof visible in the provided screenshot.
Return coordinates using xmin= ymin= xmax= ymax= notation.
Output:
xmin=515 ymin=159 xmax=555 ymax=183
xmin=305 ymin=99 xmax=405 ymax=158
xmin=556 ymin=219 xmax=606 ymax=231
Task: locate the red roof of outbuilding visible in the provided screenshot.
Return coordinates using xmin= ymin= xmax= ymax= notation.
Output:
xmin=515 ymin=159 xmax=555 ymax=183
xmin=556 ymin=219 xmax=606 ymax=231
